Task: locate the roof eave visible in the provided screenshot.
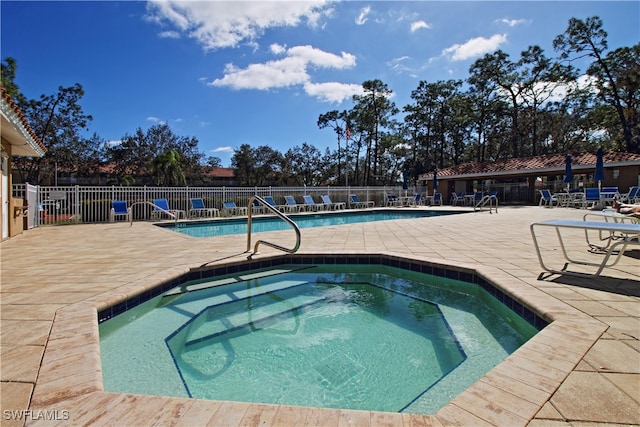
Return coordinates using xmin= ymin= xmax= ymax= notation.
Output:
xmin=1 ymin=101 xmax=46 ymax=157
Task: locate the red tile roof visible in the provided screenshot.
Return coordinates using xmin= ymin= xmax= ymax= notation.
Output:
xmin=206 ymin=167 xmax=235 ymax=178
xmin=419 ymin=151 xmax=640 ymax=180
xmin=1 ymin=86 xmax=47 ymax=153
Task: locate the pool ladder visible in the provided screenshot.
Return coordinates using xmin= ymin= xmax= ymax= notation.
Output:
xmin=246 ymin=195 xmax=301 ymax=259
xmin=474 ymin=193 xmax=499 ymax=214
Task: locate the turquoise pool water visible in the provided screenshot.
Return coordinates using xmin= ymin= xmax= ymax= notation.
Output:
xmin=162 ymin=210 xmax=465 ymax=237
xmin=99 ymin=264 xmax=539 ymax=414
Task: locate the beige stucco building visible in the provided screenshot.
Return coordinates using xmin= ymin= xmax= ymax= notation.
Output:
xmin=1 ymin=87 xmax=46 ymax=240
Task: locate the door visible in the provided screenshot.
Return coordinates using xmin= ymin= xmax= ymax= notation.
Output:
xmin=2 ymin=154 xmax=9 ymax=239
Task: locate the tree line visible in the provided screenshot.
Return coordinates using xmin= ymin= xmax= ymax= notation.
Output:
xmin=2 ymin=16 xmax=638 ymax=187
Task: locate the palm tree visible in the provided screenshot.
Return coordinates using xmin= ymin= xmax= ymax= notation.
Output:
xmin=149 ymin=150 xmax=186 ymax=186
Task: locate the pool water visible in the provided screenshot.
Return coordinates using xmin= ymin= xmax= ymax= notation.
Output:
xmin=163 ymin=210 xmax=465 ymax=237
xmin=99 ymin=264 xmax=539 ymax=414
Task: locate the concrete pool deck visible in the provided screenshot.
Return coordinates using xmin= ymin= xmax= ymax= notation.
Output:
xmin=1 ymin=206 xmax=638 ymax=426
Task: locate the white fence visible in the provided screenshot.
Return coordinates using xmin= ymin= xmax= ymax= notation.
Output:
xmin=12 ymin=184 xmax=408 ymax=226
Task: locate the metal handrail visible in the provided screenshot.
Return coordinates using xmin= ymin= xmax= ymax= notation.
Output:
xmin=474 ymin=194 xmax=499 ymax=214
xmin=129 ymin=201 xmax=178 ymax=226
xmin=246 ymin=195 xmax=301 ymax=259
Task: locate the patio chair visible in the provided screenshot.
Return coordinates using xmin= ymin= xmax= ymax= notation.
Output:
xmin=152 ymin=198 xmax=186 ymax=220
xmin=386 ymin=194 xmax=402 ymax=207
xmin=450 ymin=192 xmax=464 ymax=206
xmin=283 ymin=196 xmax=304 ymax=213
xmin=303 ymin=195 xmax=326 ymax=211
xmin=189 ymin=198 xmax=220 ymax=218
xmin=251 ymin=199 xmax=265 ymax=214
xmin=539 ymin=190 xmax=557 ymax=207
xmin=110 ymin=200 xmax=131 ymax=223
xmin=431 ymin=193 xmax=443 ymax=206
xmin=411 ymin=194 xmax=423 ymax=207
xmin=582 ymin=188 xmax=601 ymax=209
xmin=263 ymin=195 xmax=288 ymax=212
xmin=222 ymin=201 xmax=248 ymax=216
xmin=620 ymin=186 xmax=640 ymax=204
xmin=349 ymin=194 xmax=375 ymax=209
xmin=321 ymin=195 xmax=346 ymax=210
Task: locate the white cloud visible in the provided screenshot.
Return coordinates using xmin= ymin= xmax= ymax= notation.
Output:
xmin=410 ymin=20 xmax=431 ymax=32
xmin=146 ymin=116 xmax=165 ymax=124
xmin=496 ymin=18 xmax=529 ymax=27
xmin=158 ymin=30 xmax=180 ymax=39
xmin=212 ymin=146 xmax=233 ymax=154
xmin=442 ymin=34 xmax=507 ymax=61
xmin=355 ymin=5 xmax=371 ymax=25
xmin=145 ymin=0 xmax=331 ymax=51
xmin=304 ymin=82 xmax=364 ymax=103
xmin=210 ymin=45 xmax=357 ymax=97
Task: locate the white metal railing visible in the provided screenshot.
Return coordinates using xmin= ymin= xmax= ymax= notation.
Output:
xmin=246 ymin=195 xmax=301 ymax=259
xmin=11 ymin=184 xmax=406 ymax=226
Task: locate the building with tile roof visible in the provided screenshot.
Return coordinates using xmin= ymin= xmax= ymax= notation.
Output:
xmin=1 ymin=86 xmax=47 ymax=239
xmin=418 ymin=151 xmax=640 ymax=205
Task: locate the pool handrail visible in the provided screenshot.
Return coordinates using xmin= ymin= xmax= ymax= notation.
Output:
xmin=246 ymin=195 xmax=301 ymax=259
xmin=128 ymin=201 xmax=178 ymax=226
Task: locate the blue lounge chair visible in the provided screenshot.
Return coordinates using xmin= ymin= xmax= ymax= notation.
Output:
xmin=621 ymin=186 xmax=640 ymax=204
xmin=152 ymin=198 xmax=185 ymax=220
xmin=189 ymin=198 xmax=219 ymax=218
xmin=411 ymin=194 xmax=423 ymax=207
xmin=431 ymin=193 xmax=443 ymax=206
xmin=450 ymin=192 xmax=464 ymax=206
xmin=262 ymin=195 xmax=287 ymax=212
xmin=222 ymin=201 xmax=248 ymax=216
xmin=110 ymin=200 xmax=131 ymax=223
xmin=349 ymin=194 xmax=375 ymax=209
xmin=283 ymin=196 xmax=304 ymax=212
xmin=386 ymin=194 xmax=402 ymax=207
xmin=583 ymin=188 xmax=601 ymax=209
xmin=321 ymin=195 xmax=345 ymax=210
xmin=539 ymin=190 xmax=557 ymax=207
xmin=303 ymin=195 xmax=325 ymax=211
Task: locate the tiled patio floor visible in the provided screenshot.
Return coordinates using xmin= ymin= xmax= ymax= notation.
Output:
xmin=1 ymin=206 xmax=638 ymax=426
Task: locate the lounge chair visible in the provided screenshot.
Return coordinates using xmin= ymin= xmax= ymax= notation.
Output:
xmin=251 ymin=199 xmax=265 ymax=214
xmin=110 ymin=200 xmax=131 ymax=223
xmin=222 ymin=201 xmax=248 ymax=216
xmin=582 ymin=188 xmax=601 ymax=209
xmin=539 ymin=190 xmax=557 ymax=207
xmin=431 ymin=193 xmax=443 ymax=206
xmin=303 ymin=195 xmax=326 ymax=211
xmin=349 ymin=194 xmax=375 ymax=209
xmin=411 ymin=194 xmax=423 ymax=207
xmin=449 ymin=192 xmax=462 ymax=206
xmin=620 ymin=186 xmax=640 ymax=204
xmin=189 ymin=198 xmax=220 ymax=218
xmin=283 ymin=196 xmax=304 ymax=213
xmin=321 ymin=195 xmax=345 ymax=210
xmin=263 ymin=195 xmax=287 ymax=212
xmin=152 ymin=198 xmax=186 ymax=220
xmin=386 ymin=194 xmax=402 ymax=207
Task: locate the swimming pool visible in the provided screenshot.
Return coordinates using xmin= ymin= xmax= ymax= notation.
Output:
xmin=99 ymin=258 xmax=543 ymax=414
xmin=161 ymin=209 xmax=467 ymax=237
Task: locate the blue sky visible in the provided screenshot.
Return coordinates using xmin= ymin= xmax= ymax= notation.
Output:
xmin=2 ymin=1 xmax=638 ymax=167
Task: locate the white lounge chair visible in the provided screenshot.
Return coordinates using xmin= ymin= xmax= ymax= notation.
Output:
xmin=222 ymin=201 xmax=248 ymax=216
xmin=283 ymin=196 xmax=304 ymax=212
xmin=350 ymin=194 xmax=375 ymax=209
xmin=189 ymin=198 xmax=219 ymax=218
xmin=321 ymin=195 xmax=345 ymax=210
xmin=303 ymin=195 xmax=326 ymax=211
xmin=539 ymin=190 xmax=557 ymax=207
xmin=152 ymin=198 xmax=185 ymax=220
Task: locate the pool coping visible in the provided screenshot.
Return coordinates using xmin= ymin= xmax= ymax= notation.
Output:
xmin=29 ymin=251 xmax=607 ymax=426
